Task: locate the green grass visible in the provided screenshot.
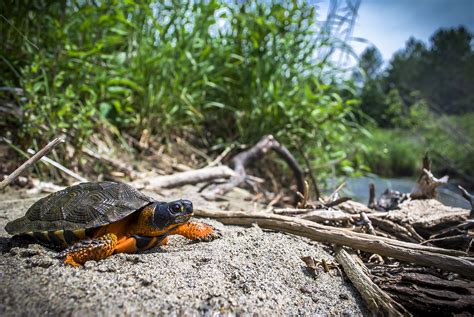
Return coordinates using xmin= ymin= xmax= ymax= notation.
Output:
xmin=361 ymin=113 xmax=474 ymax=185
xmin=1 ymin=0 xmax=365 ymax=181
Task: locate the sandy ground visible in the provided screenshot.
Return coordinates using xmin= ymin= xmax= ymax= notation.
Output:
xmin=0 ymin=185 xmax=368 ymax=316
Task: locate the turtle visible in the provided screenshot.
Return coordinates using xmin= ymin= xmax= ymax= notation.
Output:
xmin=5 ymin=181 xmax=220 ymax=266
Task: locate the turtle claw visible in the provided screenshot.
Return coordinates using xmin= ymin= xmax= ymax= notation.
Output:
xmin=197 ymin=228 xmax=222 ymax=242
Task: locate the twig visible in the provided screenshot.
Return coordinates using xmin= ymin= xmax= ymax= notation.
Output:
xmin=360 ymin=212 xmax=376 ymax=235
xmin=370 ymin=217 xmax=419 ymax=243
xmin=194 ymin=208 xmax=474 ymax=279
xmin=334 ymin=246 xmax=411 ymax=316
xmin=325 ymin=197 xmax=352 ymax=208
xmin=329 ymin=181 xmax=346 ymax=202
xmin=0 ymin=136 xmax=65 ymax=190
xmin=26 ymin=148 xmax=88 ymax=182
xmin=207 ymin=144 xmax=234 ymax=167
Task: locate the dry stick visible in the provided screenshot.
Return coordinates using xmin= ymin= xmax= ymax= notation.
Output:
xmin=194 ymin=209 xmax=474 ymax=279
xmin=133 ymin=165 xmax=236 ymax=190
xmin=458 ymin=185 xmax=474 ymax=218
xmin=325 ymin=196 xmax=352 ymax=208
xmin=0 ymin=136 xmax=65 ymax=190
xmin=26 ymin=148 xmax=88 ymax=182
xmin=403 ymin=223 xmax=426 ymax=243
xmin=334 ymin=246 xmax=411 ymax=317
xmin=207 ymin=145 xmax=234 ymax=167
xmin=202 ymin=135 xmax=305 ymax=204
xmin=360 ymin=212 xmax=376 ymax=235
xmin=370 ymin=217 xmax=420 ymax=243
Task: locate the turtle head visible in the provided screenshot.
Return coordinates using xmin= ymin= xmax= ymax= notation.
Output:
xmin=150 ymin=199 xmax=193 ymax=229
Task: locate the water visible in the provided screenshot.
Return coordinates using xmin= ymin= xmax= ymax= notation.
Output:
xmin=327 ymin=176 xmax=472 ymax=210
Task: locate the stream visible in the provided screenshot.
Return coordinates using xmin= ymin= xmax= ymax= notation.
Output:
xmin=329 ymin=176 xmax=472 ymax=210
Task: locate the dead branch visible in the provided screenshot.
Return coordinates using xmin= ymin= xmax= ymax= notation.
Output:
xmin=0 ymin=136 xmax=65 ymax=190
xmin=132 ymin=165 xmax=236 ymax=190
xmin=325 ymin=197 xmax=352 ymax=208
xmin=458 ymin=185 xmax=474 ymax=218
xmin=370 ymin=218 xmax=421 ymax=243
xmin=194 ymin=208 xmax=474 ymax=279
xmin=334 ymin=246 xmax=410 ymax=316
xmin=201 ymin=135 xmax=305 ymax=204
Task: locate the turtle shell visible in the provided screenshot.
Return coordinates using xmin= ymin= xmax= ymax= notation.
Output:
xmin=5 ymin=182 xmax=154 ymax=235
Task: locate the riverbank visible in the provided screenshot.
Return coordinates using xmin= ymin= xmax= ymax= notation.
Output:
xmin=0 ymin=185 xmax=368 ymax=316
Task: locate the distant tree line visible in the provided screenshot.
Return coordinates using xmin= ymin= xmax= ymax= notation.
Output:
xmin=356 ymin=26 xmax=474 ymax=127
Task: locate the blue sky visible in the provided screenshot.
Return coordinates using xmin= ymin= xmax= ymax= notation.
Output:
xmin=351 ymin=0 xmax=474 ymax=61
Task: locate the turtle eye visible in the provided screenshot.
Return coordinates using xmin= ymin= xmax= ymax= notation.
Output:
xmin=170 ymin=203 xmax=182 ymax=214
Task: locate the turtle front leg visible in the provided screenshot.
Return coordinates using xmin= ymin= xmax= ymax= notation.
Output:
xmin=61 ymin=233 xmax=118 ymax=267
xmin=171 ymin=222 xmax=221 ymax=242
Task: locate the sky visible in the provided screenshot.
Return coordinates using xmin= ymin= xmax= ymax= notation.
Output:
xmin=350 ymin=0 xmax=474 ymax=61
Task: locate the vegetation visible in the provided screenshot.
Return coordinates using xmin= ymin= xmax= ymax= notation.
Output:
xmin=1 ymin=1 xmax=472 ymax=189
xmin=356 ymin=27 xmax=474 ymax=187
xmin=1 ymin=0 xmax=365 ymax=183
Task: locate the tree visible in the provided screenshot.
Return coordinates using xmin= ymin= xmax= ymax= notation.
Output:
xmin=385 ymin=27 xmax=474 ymax=115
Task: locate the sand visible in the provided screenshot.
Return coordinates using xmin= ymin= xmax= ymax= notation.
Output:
xmin=0 ymin=185 xmax=367 ymax=316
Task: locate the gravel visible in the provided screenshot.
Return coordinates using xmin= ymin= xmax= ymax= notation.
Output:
xmin=0 ymin=187 xmax=368 ymax=316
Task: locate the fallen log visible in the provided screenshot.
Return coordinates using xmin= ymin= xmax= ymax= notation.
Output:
xmin=371 ymin=269 xmax=474 ymax=315
xmin=194 ymin=208 xmax=474 ymax=279
xmin=334 ymin=246 xmax=410 ymax=316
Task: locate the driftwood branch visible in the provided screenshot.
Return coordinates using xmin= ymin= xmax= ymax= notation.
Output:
xmin=202 ymin=135 xmax=305 ymax=204
xmin=133 ymin=165 xmax=235 ymax=190
xmin=194 ymin=208 xmax=474 ymax=279
xmin=0 ymin=136 xmax=65 ymax=190
xmin=334 ymin=246 xmax=410 ymax=316
xmin=411 ymin=154 xmax=448 ymax=199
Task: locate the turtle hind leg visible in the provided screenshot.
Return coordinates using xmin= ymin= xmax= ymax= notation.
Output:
xmin=61 ymin=233 xmax=118 ymax=267
xmin=172 ymin=222 xmax=221 ymax=242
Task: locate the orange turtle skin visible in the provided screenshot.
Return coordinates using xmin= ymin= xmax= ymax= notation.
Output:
xmin=62 ymin=205 xmax=219 ymax=266
xmin=5 ymin=182 xmax=220 ymax=266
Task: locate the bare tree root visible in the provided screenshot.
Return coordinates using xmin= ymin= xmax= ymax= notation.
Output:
xmin=201 ymin=135 xmax=305 ymax=204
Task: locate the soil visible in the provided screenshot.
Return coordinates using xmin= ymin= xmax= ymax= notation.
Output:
xmin=0 ymin=185 xmax=368 ymax=316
